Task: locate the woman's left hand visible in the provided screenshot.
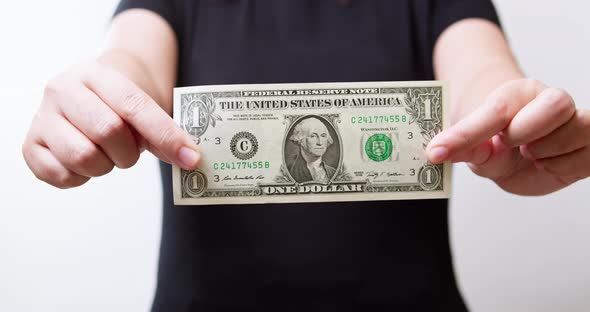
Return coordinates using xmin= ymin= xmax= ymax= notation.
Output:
xmin=426 ymin=79 xmax=590 ymax=195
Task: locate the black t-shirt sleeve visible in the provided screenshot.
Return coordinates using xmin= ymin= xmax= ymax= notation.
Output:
xmin=113 ymin=0 xmax=183 ymax=39
xmin=432 ymin=0 xmax=501 ymax=44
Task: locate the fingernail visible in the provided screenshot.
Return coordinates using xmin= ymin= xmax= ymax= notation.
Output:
xmin=534 ymin=160 xmax=545 ymax=171
xmin=428 ymin=146 xmax=449 ymax=163
xmin=177 ymin=146 xmax=200 ymax=169
xmin=520 ymin=145 xmax=534 ymax=160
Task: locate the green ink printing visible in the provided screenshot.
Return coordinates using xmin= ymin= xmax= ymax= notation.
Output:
xmin=365 ymin=134 xmax=393 ymax=162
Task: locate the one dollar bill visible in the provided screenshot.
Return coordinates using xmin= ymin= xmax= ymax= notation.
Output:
xmin=173 ymin=81 xmax=450 ymax=205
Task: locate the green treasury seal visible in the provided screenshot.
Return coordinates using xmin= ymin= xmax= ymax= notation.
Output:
xmin=365 ymin=133 xmax=393 ymax=162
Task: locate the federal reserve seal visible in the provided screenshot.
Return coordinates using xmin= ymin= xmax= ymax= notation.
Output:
xmin=230 ymin=131 xmax=259 ymax=160
xmin=364 ymin=133 xmax=393 ymax=162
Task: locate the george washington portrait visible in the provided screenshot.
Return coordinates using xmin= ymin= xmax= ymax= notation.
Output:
xmin=284 ymin=116 xmax=341 ymax=183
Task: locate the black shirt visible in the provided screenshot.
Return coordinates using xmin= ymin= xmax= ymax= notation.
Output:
xmin=114 ymin=1 xmax=500 ymax=311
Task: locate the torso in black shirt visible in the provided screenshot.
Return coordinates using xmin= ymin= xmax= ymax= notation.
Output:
xmin=115 ymin=1 xmax=500 ymax=311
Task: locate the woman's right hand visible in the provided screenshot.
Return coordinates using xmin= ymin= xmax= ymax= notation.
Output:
xmin=22 ymin=61 xmax=201 ymax=189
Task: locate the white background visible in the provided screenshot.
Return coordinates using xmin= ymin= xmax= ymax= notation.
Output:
xmin=0 ymin=1 xmax=588 ymax=311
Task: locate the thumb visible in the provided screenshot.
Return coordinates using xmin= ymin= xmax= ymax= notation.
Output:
xmin=131 ymin=128 xmax=176 ymax=165
xmin=426 ymin=79 xmax=545 ymax=164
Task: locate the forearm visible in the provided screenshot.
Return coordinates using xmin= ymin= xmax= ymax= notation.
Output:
xmin=428 ymin=18 xmax=588 ymax=195
xmin=449 ymin=59 xmax=524 ymax=123
xmin=434 ymin=19 xmax=524 ymax=123
xmin=97 ymin=9 xmax=178 ymax=115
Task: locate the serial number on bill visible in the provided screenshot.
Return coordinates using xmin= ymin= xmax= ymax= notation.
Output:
xmin=351 ymin=115 xmax=407 ymax=124
xmin=213 ymin=161 xmax=271 ymax=170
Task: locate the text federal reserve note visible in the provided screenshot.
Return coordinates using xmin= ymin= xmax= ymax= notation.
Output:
xmin=173 ymin=81 xmax=450 ymax=205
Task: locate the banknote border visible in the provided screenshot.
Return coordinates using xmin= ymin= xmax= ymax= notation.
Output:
xmin=173 ymin=81 xmax=451 ymax=205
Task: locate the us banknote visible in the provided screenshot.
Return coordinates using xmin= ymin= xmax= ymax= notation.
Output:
xmin=173 ymin=81 xmax=450 ymax=205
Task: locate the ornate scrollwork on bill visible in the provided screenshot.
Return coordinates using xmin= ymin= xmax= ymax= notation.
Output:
xmin=173 ymin=81 xmax=450 ymax=205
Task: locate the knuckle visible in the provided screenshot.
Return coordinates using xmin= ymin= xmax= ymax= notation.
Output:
xmin=43 ymin=78 xmax=65 ymax=99
xmin=524 ymin=78 xmax=543 ymax=88
xmin=548 ymin=88 xmax=575 ymax=115
xmin=490 ymin=98 xmax=511 ymax=126
xmin=54 ymin=172 xmax=87 ymax=189
xmin=452 ymin=127 xmax=471 ymax=147
xmin=76 ymin=62 xmax=100 ymax=85
xmin=22 ymin=145 xmax=47 ymax=182
xmin=520 ymin=78 xmax=545 ymax=93
xmin=541 ymin=165 xmax=560 ymax=176
xmin=30 ymin=164 xmax=50 ymax=184
xmin=32 ymin=170 xmax=49 ymax=185
xmin=467 ymin=163 xmax=486 ymax=177
xmin=579 ymin=110 xmax=590 ymax=130
xmin=542 ymin=160 xmax=569 ymax=176
xmin=96 ymin=116 xmax=126 ymax=142
xmin=157 ymin=126 xmax=179 ymax=148
xmin=118 ymin=151 xmax=140 ymax=169
xmin=69 ymin=144 xmax=98 ymax=168
xmin=20 ymin=142 xmax=90 ymax=189
xmin=32 ymin=163 xmax=77 ymax=189
xmin=77 ymin=61 xmax=97 ymax=75
xmin=21 ymin=142 xmax=33 ymax=163
xmin=552 ymin=88 xmax=570 ymax=101
xmin=525 ymin=143 xmax=542 ymax=159
xmin=467 ymin=163 xmax=497 ymax=180
xmin=31 ymin=110 xmax=44 ymax=124
xmin=120 ymin=90 xmax=150 ymax=120
xmin=96 ymin=163 xmax=115 ymax=177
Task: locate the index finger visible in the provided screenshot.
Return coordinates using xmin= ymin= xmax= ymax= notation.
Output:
xmin=426 ymin=79 xmax=545 ymax=163
xmin=83 ymin=63 xmax=200 ymax=170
